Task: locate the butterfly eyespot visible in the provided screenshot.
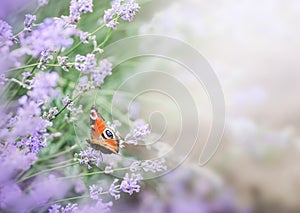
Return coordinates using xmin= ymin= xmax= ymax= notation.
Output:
xmin=105 ymin=129 xmax=114 ymax=139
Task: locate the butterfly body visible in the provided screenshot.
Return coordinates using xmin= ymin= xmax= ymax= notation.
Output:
xmin=87 ymin=106 xmax=119 ymax=154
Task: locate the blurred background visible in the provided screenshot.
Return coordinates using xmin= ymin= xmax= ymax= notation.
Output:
xmin=136 ymin=0 xmax=300 ymax=212
xmin=2 ymin=0 xmax=300 ymax=212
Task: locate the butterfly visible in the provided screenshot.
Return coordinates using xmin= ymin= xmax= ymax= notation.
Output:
xmin=86 ymin=106 xmax=119 ymax=154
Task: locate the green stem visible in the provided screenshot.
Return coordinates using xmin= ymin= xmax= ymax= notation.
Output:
xmin=50 ymin=92 xmax=82 ymax=121
xmin=97 ymin=29 xmax=113 ymax=49
xmin=17 ymin=162 xmax=79 ymax=183
xmin=59 ymin=166 xmax=132 ymax=180
xmin=8 ymin=63 xmax=39 ymax=72
xmin=37 ymin=144 xmax=78 ymax=163
xmin=64 ymin=23 xmax=106 ymax=56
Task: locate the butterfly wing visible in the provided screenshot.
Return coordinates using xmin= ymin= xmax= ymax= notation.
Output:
xmin=88 ymin=106 xmax=119 ymax=154
xmin=87 ymin=138 xmax=119 ymax=154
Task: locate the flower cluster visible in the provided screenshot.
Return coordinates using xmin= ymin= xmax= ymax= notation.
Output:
xmin=109 ymin=173 xmax=143 ymax=200
xmin=49 ymin=199 xmax=113 ymax=213
xmin=104 ymin=0 xmax=140 ymax=29
xmin=75 ymin=54 xmax=96 ymax=74
xmin=74 ymin=147 xmax=102 ymax=169
xmin=91 ymin=59 xmax=112 ymax=86
xmin=130 ymin=158 xmax=167 ymax=173
xmin=0 ymin=20 xmax=13 ymax=48
xmin=69 ymin=0 xmax=93 ymax=23
xmin=24 ymin=14 xmax=36 ymax=31
xmin=125 ymin=120 xmax=150 ymax=145
xmin=20 ymin=18 xmax=75 ymax=57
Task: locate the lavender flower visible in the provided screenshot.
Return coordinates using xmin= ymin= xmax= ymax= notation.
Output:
xmin=28 ymin=72 xmax=59 ymax=103
xmin=16 ymin=132 xmax=47 ymax=154
xmin=130 ymin=158 xmax=167 ymax=173
xmin=20 ymin=18 xmax=75 ymax=57
xmin=62 ymin=95 xmax=71 ymax=105
xmin=75 ymin=54 xmax=96 ymax=74
xmin=125 ymin=120 xmax=150 ymax=145
xmin=37 ymin=50 xmax=54 ymax=70
xmin=79 ymin=199 xmax=113 ymax=212
xmin=24 ymin=14 xmax=36 ymax=31
xmin=0 ymin=74 xmax=7 ymax=85
xmin=49 ymin=203 xmax=78 ymax=213
xmin=103 ymin=0 xmax=140 ymax=29
xmin=0 ymin=19 xmax=13 ymax=47
xmin=74 ymin=147 xmax=102 ymax=169
xmin=75 ymin=30 xmax=89 ymax=43
xmin=64 ymin=104 xmax=83 ymax=122
xmin=43 ymin=107 xmax=58 ymax=120
xmin=118 ymin=0 xmax=140 ymax=22
xmin=0 ymin=145 xmax=37 ymax=184
xmin=69 ymin=0 xmax=93 ymax=23
xmin=49 ymin=200 xmax=112 ymax=213
xmin=10 ymin=96 xmax=52 ymax=145
xmin=109 ymin=178 xmax=121 ymax=200
xmin=48 ymin=204 xmax=61 ymax=213
xmin=91 ymin=59 xmax=112 ymax=86
xmin=89 ymin=185 xmax=103 ymax=200
xmin=120 ymin=173 xmax=143 ymax=195
xmin=108 ymin=173 xmax=143 ymax=200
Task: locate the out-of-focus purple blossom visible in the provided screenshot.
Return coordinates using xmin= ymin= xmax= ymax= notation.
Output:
xmin=48 ymin=204 xmax=61 ymax=213
xmin=74 ymin=147 xmax=102 ymax=169
xmin=0 ymin=74 xmax=7 ymax=85
xmin=9 ymin=96 xmax=52 ymax=141
xmin=89 ymin=184 xmax=103 ymax=200
xmin=91 ymin=59 xmax=112 ymax=86
xmin=49 ymin=203 xmax=78 ymax=213
xmin=38 ymin=0 xmax=49 ymax=7
xmin=0 ymin=19 xmax=13 ymax=47
xmin=120 ymin=173 xmax=143 ymax=195
xmin=61 ymin=203 xmax=79 ymax=212
xmin=74 ymin=180 xmax=86 ymax=194
xmin=20 ymin=18 xmax=75 ymax=57
xmin=109 ymin=178 xmax=121 ymax=200
xmin=129 ymin=101 xmax=140 ymax=120
xmin=125 ymin=120 xmax=150 ymax=145
xmin=0 ymin=145 xmax=37 ymax=184
xmin=64 ymin=104 xmax=83 ymax=123
xmin=49 ymin=200 xmax=112 ymax=213
xmin=69 ymin=0 xmax=93 ymax=23
xmin=130 ymin=158 xmax=167 ymax=173
xmin=80 ymin=199 xmax=113 ymax=213
xmin=75 ymin=54 xmax=96 ymax=74
xmin=38 ymin=50 xmax=54 ymax=70
xmin=24 ymin=14 xmax=36 ymax=31
xmin=28 ymin=72 xmax=59 ymax=103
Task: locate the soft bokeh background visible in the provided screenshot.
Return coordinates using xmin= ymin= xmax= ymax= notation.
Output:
xmin=136 ymin=0 xmax=300 ymax=212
